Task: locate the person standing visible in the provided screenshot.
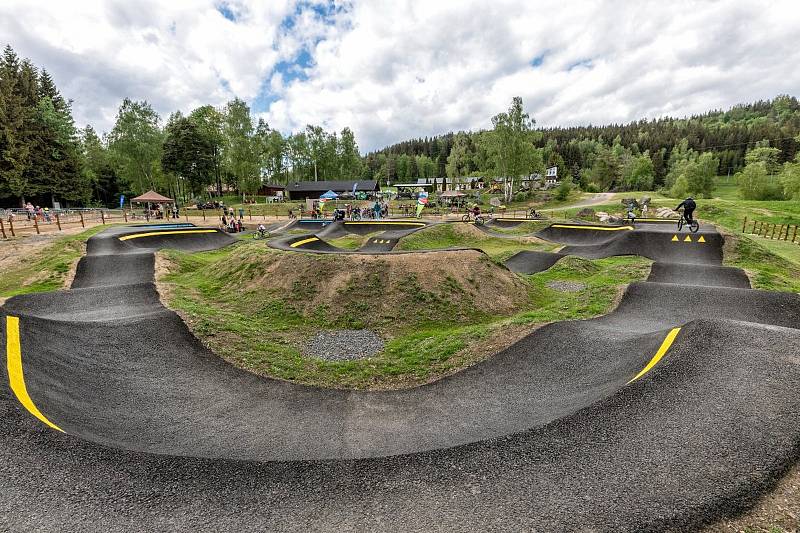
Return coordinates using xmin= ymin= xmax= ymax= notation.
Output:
xmin=373 ymin=200 xmax=382 ymax=220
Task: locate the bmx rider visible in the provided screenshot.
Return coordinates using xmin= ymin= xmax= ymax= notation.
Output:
xmin=675 ymin=197 xmax=696 ymax=224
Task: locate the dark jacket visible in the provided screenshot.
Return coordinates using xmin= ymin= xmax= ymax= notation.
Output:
xmin=676 ymin=198 xmax=696 ymax=211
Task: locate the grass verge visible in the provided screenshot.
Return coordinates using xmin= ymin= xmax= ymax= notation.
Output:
xmin=0 ymin=226 xmax=107 ymax=298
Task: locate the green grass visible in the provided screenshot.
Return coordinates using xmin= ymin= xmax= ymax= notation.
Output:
xmin=0 ymin=226 xmax=108 ymax=298
xmin=161 ymin=241 xmax=649 ymax=389
xmin=396 ymin=222 xmax=558 ymax=261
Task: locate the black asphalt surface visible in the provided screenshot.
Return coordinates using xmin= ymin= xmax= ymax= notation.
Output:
xmin=271 ymin=219 xmax=428 ymax=253
xmin=504 ymin=250 xmax=565 ymax=274
xmin=1 ymin=221 xmax=799 ymax=531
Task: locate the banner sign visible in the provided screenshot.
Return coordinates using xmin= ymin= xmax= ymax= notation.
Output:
xmin=546 ymin=166 xmax=557 ymax=177
xmin=417 ymin=191 xmax=429 ymax=205
xmin=119 ymin=194 xmax=125 ymax=208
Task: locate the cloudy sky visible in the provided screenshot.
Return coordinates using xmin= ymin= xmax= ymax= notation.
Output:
xmin=3 ymin=0 xmax=799 ymax=152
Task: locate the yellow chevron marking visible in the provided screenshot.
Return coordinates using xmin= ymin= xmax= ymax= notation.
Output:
xmin=5 ymin=316 xmax=64 ymax=432
xmin=671 ymin=235 xmax=679 ymax=242
xmin=683 ymin=235 xmax=692 ymax=242
xmin=698 ymin=235 xmax=706 ymax=243
xmin=627 ymin=327 xmax=682 ymax=384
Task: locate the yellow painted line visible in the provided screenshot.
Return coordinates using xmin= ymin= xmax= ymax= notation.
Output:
xmin=552 ymin=224 xmax=633 ymax=231
xmin=119 ymin=229 xmax=217 ymax=241
xmin=627 ymin=327 xmax=682 ymax=385
xmin=5 ymin=316 xmax=64 ymax=432
xmin=290 ymin=237 xmax=319 ymax=248
xmin=344 ymin=221 xmax=425 ymax=226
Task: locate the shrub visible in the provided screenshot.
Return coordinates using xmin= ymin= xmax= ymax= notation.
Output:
xmin=737 ymin=162 xmax=786 ymax=200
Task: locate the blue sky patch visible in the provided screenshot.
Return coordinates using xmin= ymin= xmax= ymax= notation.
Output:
xmin=216 ymin=3 xmax=236 ymax=22
xmin=568 ymin=58 xmax=594 ymax=71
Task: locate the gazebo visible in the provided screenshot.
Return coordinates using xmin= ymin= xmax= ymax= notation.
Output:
xmin=131 ymin=190 xmax=174 ymax=204
xmin=131 ymin=190 xmax=175 ymax=220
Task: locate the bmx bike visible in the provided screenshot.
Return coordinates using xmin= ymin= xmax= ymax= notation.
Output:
xmin=527 ymin=208 xmax=544 ymax=220
xmin=252 ymin=229 xmax=271 ymax=239
xmin=676 ymin=209 xmax=699 ymax=233
xmin=462 ymin=213 xmax=486 ymax=226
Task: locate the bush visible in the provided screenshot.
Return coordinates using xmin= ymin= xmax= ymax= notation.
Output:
xmin=737 ymin=162 xmax=786 ymax=200
xmin=585 ymin=182 xmax=600 ymax=193
xmin=555 ymin=180 xmax=572 ymax=201
xmin=670 ymin=175 xmax=689 ymax=198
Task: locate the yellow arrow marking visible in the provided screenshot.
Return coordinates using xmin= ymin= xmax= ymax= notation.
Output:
xmin=119 ymin=229 xmax=217 ymax=241
xmin=290 ymin=237 xmax=319 ymax=248
xmin=5 ymin=316 xmax=64 ymax=432
xmin=671 ymin=235 xmax=679 ymax=241
xmin=698 ymin=235 xmax=706 ymax=243
xmin=627 ymin=327 xmax=682 ymax=384
xmin=683 ymin=235 xmax=692 ymax=242
xmin=551 ymin=224 xmax=633 ymax=231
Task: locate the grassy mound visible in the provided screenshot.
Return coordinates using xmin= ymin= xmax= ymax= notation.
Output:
xmin=159 ymin=241 xmax=649 ymax=390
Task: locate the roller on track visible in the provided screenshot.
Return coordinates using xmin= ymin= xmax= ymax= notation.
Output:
xmin=504 ymin=250 xmax=565 ymax=274
xmin=1 ymin=221 xmax=800 ymax=531
xmin=271 ymin=219 xmax=429 ymax=253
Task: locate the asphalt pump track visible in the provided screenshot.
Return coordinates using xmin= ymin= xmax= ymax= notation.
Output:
xmin=1 ymin=222 xmax=799 ymax=531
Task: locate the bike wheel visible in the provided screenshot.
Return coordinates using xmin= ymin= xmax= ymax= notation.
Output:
xmin=475 ymin=216 xmax=485 ymax=226
xmin=462 ymin=214 xmax=471 ymax=223
xmin=690 ymin=220 xmax=699 ymax=233
xmin=677 ymin=218 xmax=684 ymax=232
xmin=252 ymin=233 xmax=259 ymax=239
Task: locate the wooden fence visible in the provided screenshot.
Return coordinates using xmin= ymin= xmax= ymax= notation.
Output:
xmin=741 ymin=216 xmax=799 ymax=243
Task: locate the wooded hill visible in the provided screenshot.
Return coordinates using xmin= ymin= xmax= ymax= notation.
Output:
xmin=366 ymin=95 xmax=800 ymax=189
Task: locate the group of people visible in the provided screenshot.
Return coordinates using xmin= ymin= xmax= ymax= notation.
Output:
xmin=21 ymin=202 xmax=52 ymax=223
xmin=220 ymin=212 xmax=246 ymax=233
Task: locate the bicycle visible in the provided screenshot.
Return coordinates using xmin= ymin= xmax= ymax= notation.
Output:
xmin=462 ymin=212 xmax=486 ymax=226
xmin=676 ymin=208 xmax=699 ymax=233
xmin=252 ymin=228 xmax=271 ymax=239
xmin=527 ymin=208 xmax=544 ymax=220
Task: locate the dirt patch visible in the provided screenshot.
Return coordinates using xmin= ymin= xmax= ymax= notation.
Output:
xmin=209 ymin=247 xmax=531 ymax=332
xmin=704 ymin=462 xmax=800 ymax=532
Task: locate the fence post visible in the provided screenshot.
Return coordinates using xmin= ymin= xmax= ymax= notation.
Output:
xmin=249 ymin=208 xmax=252 ymax=221
xmin=751 ymin=220 xmax=757 ymax=233
xmin=8 ymin=219 xmax=14 ymax=237
xmin=123 ymin=209 xmax=128 ymax=222
xmin=0 ymin=219 xmax=5 ymax=239
xmin=202 ymin=208 xmax=206 ymax=221
xmin=79 ymin=211 xmax=85 ymax=228
xmin=777 ymin=224 xmax=784 ymax=240
xmin=33 ymin=216 xmax=40 ymax=234
xmin=770 ymin=224 xmax=776 ymax=239
xmin=55 ymin=213 xmax=62 ymax=231
xmin=741 ymin=216 xmax=747 ymax=233
xmin=793 ymin=225 xmax=798 ymax=243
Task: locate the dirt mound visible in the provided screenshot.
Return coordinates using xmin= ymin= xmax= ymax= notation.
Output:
xmin=196 ymin=246 xmax=530 ymax=332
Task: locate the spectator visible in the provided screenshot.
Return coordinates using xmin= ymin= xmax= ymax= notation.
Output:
xmin=373 ymin=200 xmax=382 ymax=220
xmin=25 ymin=202 xmax=34 ymax=220
xmin=238 ymin=207 xmax=245 ymax=219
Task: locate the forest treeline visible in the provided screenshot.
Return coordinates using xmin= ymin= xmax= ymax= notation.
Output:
xmin=367 ymin=95 xmax=800 ymax=200
xmin=1 ymin=43 xmax=799 ymax=207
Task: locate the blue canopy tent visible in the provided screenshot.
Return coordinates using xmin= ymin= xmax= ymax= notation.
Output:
xmin=320 ymin=190 xmax=338 ymax=199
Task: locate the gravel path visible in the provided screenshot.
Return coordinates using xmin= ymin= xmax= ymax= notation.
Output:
xmin=546 ymin=280 xmax=586 ymax=292
xmin=304 ymin=329 xmax=384 ymax=361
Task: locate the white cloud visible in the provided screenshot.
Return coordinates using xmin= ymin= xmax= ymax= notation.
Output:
xmin=2 ymin=0 xmax=799 ymax=152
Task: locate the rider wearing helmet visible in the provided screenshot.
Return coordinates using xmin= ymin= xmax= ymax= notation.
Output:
xmin=675 ymin=197 xmax=696 ymax=224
